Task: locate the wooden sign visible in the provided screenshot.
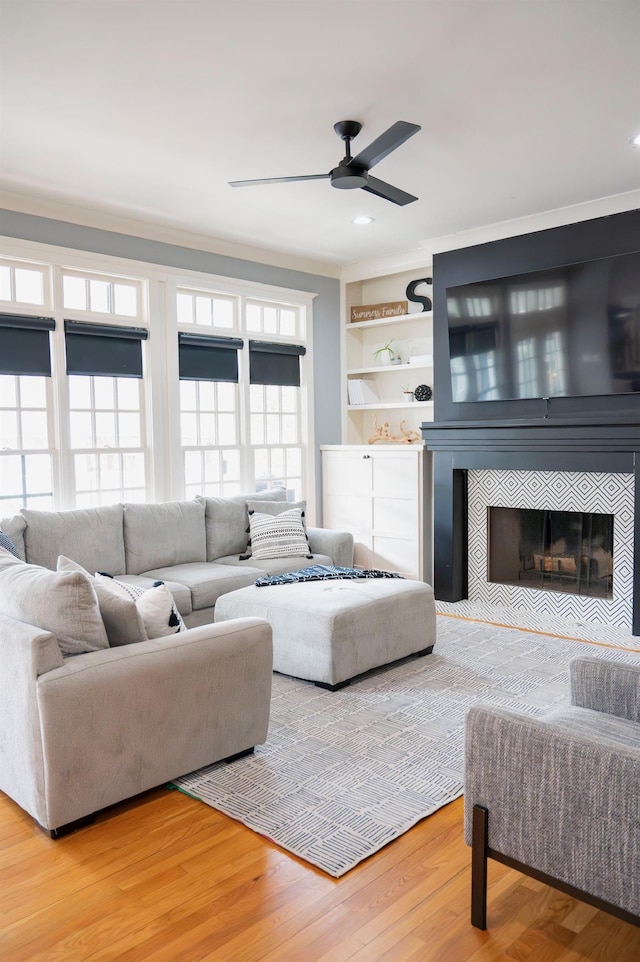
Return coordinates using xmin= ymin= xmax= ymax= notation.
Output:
xmin=350 ymin=300 xmax=408 ymax=323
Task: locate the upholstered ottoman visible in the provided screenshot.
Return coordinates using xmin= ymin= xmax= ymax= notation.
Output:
xmin=214 ymin=578 xmax=436 ymax=690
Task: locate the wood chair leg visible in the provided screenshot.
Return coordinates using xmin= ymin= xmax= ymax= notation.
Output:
xmin=471 ymin=804 xmax=488 ymax=929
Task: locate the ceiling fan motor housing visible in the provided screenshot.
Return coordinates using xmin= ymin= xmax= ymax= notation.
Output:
xmin=330 ymin=164 xmax=368 ymax=189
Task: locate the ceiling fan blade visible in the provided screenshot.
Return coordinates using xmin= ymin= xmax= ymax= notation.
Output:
xmin=362 ymin=176 xmax=418 ymax=206
xmin=229 ymin=174 xmax=329 ymax=187
xmin=350 ymin=121 xmax=421 ymax=171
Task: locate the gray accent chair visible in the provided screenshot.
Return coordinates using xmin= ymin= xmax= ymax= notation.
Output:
xmin=464 ymin=655 xmax=640 ymax=928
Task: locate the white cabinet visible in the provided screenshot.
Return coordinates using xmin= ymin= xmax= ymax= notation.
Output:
xmin=343 ymin=266 xmax=434 ymax=445
xmin=321 ymin=445 xmax=431 ymax=582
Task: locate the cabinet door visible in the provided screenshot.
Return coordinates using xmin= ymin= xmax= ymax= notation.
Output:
xmin=322 ymin=451 xmax=373 ymax=534
xmin=371 ymin=535 xmax=419 ymax=579
xmin=371 ymin=452 xmax=422 ymax=578
xmin=372 ymin=455 xmax=419 ymax=498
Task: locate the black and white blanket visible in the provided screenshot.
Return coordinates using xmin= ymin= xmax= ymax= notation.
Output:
xmin=255 ymin=564 xmax=404 ymax=587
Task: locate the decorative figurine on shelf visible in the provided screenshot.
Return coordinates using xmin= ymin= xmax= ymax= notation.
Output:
xmin=368 ymin=415 xmax=422 ymax=445
xmin=398 ymin=420 xmax=422 ymax=443
xmin=414 ymin=383 xmax=433 ymax=401
xmin=373 ymin=340 xmax=402 ymax=365
xmin=405 ymin=277 xmax=433 ymax=313
xmin=368 ymin=416 xmax=393 ymax=443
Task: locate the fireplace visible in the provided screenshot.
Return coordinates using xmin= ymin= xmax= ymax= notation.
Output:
xmin=488 ymin=507 xmax=614 ymax=599
xmin=420 ymin=420 xmax=640 ymax=635
xmin=421 ymin=209 xmax=640 ymax=634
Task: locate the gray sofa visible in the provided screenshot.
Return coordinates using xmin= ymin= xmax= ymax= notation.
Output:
xmin=0 ymin=490 xmax=353 ymax=836
xmin=0 ymin=488 xmax=354 ymax=627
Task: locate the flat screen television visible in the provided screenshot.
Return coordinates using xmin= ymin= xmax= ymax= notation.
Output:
xmin=446 ymin=250 xmax=640 ymax=403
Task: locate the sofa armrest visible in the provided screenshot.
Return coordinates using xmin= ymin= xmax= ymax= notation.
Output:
xmin=464 ymin=704 xmax=640 ymax=915
xmin=307 ymin=527 xmax=354 ymax=567
xmin=0 ymin=615 xmax=66 ymax=822
xmin=570 ymin=655 xmax=640 ymax=722
xmin=25 ymin=618 xmax=272 ymax=830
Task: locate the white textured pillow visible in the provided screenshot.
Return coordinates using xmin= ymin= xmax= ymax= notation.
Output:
xmin=94 ymin=574 xmax=186 ymax=639
xmin=57 ymin=556 xmax=148 ymax=647
xmin=248 ymin=508 xmax=313 ymax=561
xmin=0 ymin=547 xmax=109 ymax=657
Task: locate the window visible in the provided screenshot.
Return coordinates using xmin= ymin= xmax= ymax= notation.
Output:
xmin=0 ymin=249 xmax=315 ymax=513
xmin=68 ymin=375 xmax=146 ymax=506
xmin=0 ymin=314 xmax=55 ymax=512
xmin=177 ymin=291 xmax=309 ymax=501
xmin=178 ymin=333 xmax=243 ymax=498
xmin=0 ymin=261 xmax=47 ymax=307
xmin=246 ymin=300 xmax=298 ymax=336
xmin=248 ymin=341 xmax=305 ymax=499
xmin=176 ymin=288 xmax=236 ymax=329
xmin=65 ymin=321 xmax=148 ymax=506
xmin=62 ymin=270 xmax=141 ymax=318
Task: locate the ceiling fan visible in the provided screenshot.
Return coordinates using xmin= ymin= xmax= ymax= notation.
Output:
xmin=229 ymin=120 xmax=421 ymax=206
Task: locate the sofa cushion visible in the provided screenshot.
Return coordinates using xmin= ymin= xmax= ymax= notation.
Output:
xmin=139 ymin=561 xmax=261 ymax=610
xmin=241 ymin=499 xmax=307 ymax=559
xmin=57 ymin=555 xmax=148 ymax=647
xmin=123 ymin=499 xmax=206 ymax=575
xmin=216 ymin=553 xmax=333 ymax=575
xmin=21 ymin=504 xmax=125 ymax=574
xmin=0 ymin=547 xmax=109 ymax=656
xmin=197 ymin=488 xmax=286 ymax=561
xmin=113 ymin=573 xmax=193 ymax=616
xmin=94 ymin=574 xmax=186 ymax=639
xmin=247 ymin=508 xmax=313 ymax=562
xmin=0 ymin=514 xmax=26 ymax=560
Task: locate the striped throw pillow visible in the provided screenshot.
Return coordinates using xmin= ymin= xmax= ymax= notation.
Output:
xmin=248 ymin=508 xmax=313 ymax=561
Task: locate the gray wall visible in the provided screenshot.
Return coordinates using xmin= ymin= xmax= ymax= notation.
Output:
xmin=0 ymin=210 xmax=342 ymax=516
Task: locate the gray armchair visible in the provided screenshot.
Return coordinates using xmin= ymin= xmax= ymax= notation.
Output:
xmin=464 ymin=655 xmax=640 ymax=929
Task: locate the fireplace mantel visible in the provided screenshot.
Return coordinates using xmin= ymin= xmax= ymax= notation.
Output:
xmin=421 ymin=417 xmax=640 ymax=634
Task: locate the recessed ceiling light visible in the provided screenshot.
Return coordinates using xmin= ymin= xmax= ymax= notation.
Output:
xmin=352 ymin=215 xmax=375 ymax=225
xmin=630 ymin=132 xmax=640 ymax=148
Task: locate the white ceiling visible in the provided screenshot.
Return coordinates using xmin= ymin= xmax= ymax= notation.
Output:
xmin=1 ymin=0 xmax=639 ymax=270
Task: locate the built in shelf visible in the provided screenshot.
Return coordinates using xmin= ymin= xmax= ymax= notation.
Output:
xmin=347 ymin=400 xmax=434 ymax=411
xmin=347 ymin=310 xmax=432 ymax=331
xmin=347 ymin=360 xmax=433 ymax=375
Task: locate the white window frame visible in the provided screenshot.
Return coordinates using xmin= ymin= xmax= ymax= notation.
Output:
xmin=169 ymin=272 xmax=315 ymax=515
xmin=0 ymin=238 xmax=317 ymax=518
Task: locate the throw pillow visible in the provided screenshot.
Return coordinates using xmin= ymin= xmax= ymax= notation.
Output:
xmin=240 ymin=499 xmax=308 ymax=560
xmin=56 ymin=556 xmax=148 ymax=647
xmin=247 ymin=508 xmax=314 ymax=562
xmin=0 ymin=514 xmax=26 ymax=559
xmin=94 ymin=573 xmax=186 ymax=639
xmin=0 ymin=547 xmax=109 ymax=657
xmin=0 ymin=530 xmax=20 ymax=558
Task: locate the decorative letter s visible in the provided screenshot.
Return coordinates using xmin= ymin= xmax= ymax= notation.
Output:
xmin=406 ymin=277 xmax=432 ymax=312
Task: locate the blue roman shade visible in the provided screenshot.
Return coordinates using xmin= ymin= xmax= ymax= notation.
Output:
xmin=249 ymin=340 xmax=306 ymax=387
xmin=64 ymin=321 xmax=148 ymax=378
xmin=178 ymin=333 xmax=244 ymax=382
xmin=0 ymin=313 xmax=56 ymax=376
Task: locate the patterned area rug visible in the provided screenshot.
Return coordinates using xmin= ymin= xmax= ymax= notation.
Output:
xmin=172 ymin=616 xmax=640 ymax=877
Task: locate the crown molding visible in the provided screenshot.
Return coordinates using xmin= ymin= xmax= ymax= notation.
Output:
xmin=341 ymin=189 xmax=640 ymax=282
xmin=0 ymin=190 xmax=342 ymax=280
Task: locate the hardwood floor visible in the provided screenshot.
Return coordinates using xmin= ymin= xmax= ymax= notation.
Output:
xmin=1 ymin=789 xmax=638 ymax=961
